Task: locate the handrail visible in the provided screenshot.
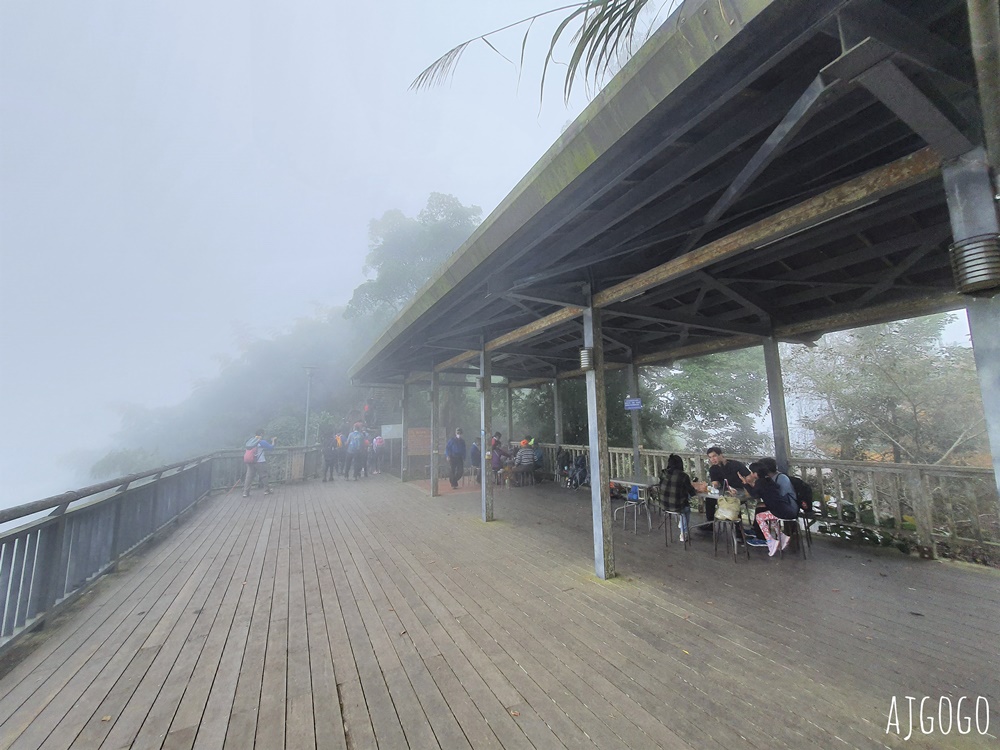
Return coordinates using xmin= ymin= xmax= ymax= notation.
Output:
xmin=536 ymin=443 xmax=998 ymax=558
xmin=0 ymin=445 xmax=322 ymax=656
xmin=0 ymin=453 xmax=217 ymax=526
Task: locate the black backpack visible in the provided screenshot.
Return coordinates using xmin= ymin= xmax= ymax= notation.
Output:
xmin=788 ymin=475 xmax=814 ymax=516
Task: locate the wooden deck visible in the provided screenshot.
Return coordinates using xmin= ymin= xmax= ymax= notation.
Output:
xmin=0 ymin=476 xmax=997 ymax=749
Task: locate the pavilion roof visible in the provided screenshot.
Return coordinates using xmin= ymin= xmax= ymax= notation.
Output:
xmin=350 ymin=0 xmax=976 ymax=386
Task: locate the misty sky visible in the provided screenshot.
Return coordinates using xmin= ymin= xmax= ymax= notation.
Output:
xmin=1 ymin=1 xmax=595 ymax=502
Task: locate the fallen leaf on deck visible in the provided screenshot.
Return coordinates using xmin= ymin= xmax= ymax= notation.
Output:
xmin=831 ymin=589 xmax=840 ymax=592
xmin=706 ymin=601 xmax=713 ymax=605
xmin=101 ymin=716 xmax=111 ymax=722
xmin=510 ymin=710 xmax=520 ymax=717
xmin=400 ymin=630 xmax=407 ymax=635
xmin=682 ymin=650 xmax=689 ymax=655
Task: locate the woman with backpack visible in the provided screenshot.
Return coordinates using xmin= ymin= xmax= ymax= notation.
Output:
xmin=343 ymin=423 xmax=365 ymax=480
xmin=243 ymin=431 xmax=275 ymax=497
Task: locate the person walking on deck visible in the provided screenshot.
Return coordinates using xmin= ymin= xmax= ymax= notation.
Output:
xmin=445 ymin=428 xmax=467 ymax=489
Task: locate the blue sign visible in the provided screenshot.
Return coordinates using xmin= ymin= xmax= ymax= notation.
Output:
xmin=624 ymin=398 xmax=642 ymax=410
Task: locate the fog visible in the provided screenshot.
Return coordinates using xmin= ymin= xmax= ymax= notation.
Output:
xmin=0 ymin=1 xmax=591 ymax=505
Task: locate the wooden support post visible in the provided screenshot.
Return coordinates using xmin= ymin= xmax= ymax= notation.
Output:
xmin=584 ymin=301 xmax=615 ymax=580
xmin=553 ymin=375 xmax=563 ymax=447
xmin=763 ymin=337 xmax=793 ymax=473
xmin=430 ymin=370 xmax=440 ymax=497
xmin=506 ymin=387 xmax=514 ymax=447
xmin=400 ymin=382 xmax=409 ymax=482
xmin=907 ymin=468 xmax=937 ymax=559
xmin=627 ymin=361 xmax=642 ymax=479
xmin=480 ymin=347 xmax=494 ymax=522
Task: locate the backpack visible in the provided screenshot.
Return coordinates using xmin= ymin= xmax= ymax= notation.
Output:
xmin=788 ymin=475 xmax=814 ymax=515
xmin=347 ymin=432 xmax=362 ymax=453
xmin=243 ymin=438 xmax=260 ymax=464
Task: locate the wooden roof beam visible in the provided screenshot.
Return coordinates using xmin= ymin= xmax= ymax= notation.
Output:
xmin=592 ymin=148 xmax=942 ymax=308
xmin=433 ymin=306 xmax=585 ymax=372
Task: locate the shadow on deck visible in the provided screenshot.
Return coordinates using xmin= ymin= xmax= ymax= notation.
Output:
xmin=0 ymin=477 xmax=997 ymax=749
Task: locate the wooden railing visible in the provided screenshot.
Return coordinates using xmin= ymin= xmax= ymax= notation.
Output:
xmin=539 ymin=444 xmax=999 ymax=557
xmin=4 ymin=441 xmax=992 ymax=654
xmin=0 ymin=446 xmax=321 ymax=655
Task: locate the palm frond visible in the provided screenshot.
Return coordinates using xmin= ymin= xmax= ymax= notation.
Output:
xmin=410 ymin=41 xmax=474 ymax=91
xmin=413 ymin=0 xmax=681 ymax=104
xmin=410 ymin=4 xmax=587 ymax=91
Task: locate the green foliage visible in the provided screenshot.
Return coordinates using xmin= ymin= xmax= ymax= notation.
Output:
xmin=783 ymin=314 xmax=986 ymax=465
xmin=345 ymin=193 xmax=482 ymax=331
xmin=509 ymin=371 xmax=669 ymax=448
xmin=644 ymin=349 xmax=769 ymax=455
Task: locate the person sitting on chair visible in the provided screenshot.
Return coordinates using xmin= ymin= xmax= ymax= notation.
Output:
xmin=658 ymin=454 xmax=697 ymax=542
xmin=489 ymin=432 xmax=511 ymax=483
xmin=513 ymin=439 xmax=535 ymax=486
xmin=529 ymin=437 xmax=544 ymax=482
xmin=742 ymin=458 xmax=798 ymax=556
xmin=694 ymin=446 xmax=750 ymax=535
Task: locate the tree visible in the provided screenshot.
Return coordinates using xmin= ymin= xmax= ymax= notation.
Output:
xmin=643 ymin=348 xmax=769 ymax=455
xmin=783 ymin=315 xmax=987 ymax=465
xmin=345 ymin=193 xmax=482 ymax=331
xmin=508 ymin=370 xmax=669 ymax=448
xmin=94 ymin=310 xmax=363 ymax=471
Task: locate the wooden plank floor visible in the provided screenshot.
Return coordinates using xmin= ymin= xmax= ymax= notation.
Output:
xmin=1 ymin=476 xmax=998 ymax=749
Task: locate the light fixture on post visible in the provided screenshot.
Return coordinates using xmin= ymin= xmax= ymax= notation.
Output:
xmin=579 ymin=347 xmax=594 ymax=371
xmin=475 ymin=376 xmax=484 ymax=392
xmin=303 ymin=366 xmax=317 ymax=446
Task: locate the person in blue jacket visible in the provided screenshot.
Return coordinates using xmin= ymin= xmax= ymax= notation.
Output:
xmin=445 ymin=428 xmax=467 ymax=489
xmin=243 ymin=430 xmax=275 ymax=497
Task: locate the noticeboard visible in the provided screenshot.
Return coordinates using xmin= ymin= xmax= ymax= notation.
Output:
xmin=624 ymin=398 xmax=643 ymax=411
xmin=407 ymin=427 xmax=432 ymax=455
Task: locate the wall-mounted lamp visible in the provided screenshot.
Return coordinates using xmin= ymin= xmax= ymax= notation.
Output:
xmin=579 ymin=347 xmax=594 ymax=371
